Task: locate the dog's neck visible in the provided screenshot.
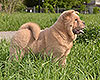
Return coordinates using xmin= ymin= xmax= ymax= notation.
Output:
xmin=51 ymin=19 xmax=74 ymax=42
xmin=52 ymin=18 xmax=65 ymax=32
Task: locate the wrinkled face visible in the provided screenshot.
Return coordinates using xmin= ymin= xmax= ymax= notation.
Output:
xmin=62 ymin=10 xmax=85 ymax=34
xmin=71 ymin=12 xmax=85 ymax=34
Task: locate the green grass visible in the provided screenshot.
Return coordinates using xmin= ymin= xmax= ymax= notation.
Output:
xmin=0 ymin=12 xmax=100 ymax=80
xmin=0 ymin=12 xmax=59 ymax=31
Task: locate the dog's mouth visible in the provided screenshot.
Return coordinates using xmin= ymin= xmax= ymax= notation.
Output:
xmin=73 ymin=29 xmax=84 ymax=34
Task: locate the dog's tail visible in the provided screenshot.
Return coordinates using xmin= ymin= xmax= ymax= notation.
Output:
xmin=20 ymin=22 xmax=40 ymax=40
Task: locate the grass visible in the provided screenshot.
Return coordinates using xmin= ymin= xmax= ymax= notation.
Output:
xmin=0 ymin=12 xmax=59 ymax=31
xmin=0 ymin=12 xmax=100 ymax=80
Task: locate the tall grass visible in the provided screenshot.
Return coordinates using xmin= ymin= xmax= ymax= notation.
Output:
xmin=0 ymin=12 xmax=59 ymax=31
xmin=0 ymin=12 xmax=100 ymax=80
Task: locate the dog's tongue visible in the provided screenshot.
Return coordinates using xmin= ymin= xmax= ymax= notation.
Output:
xmin=73 ymin=29 xmax=84 ymax=34
xmin=79 ymin=30 xmax=84 ymax=33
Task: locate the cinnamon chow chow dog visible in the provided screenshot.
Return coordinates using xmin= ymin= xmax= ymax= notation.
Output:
xmin=9 ymin=10 xmax=85 ymax=66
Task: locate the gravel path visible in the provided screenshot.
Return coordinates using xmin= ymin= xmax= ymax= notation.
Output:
xmin=0 ymin=31 xmax=16 ymax=42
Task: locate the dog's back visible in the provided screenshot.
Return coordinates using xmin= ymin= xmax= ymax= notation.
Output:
xmin=9 ymin=22 xmax=40 ymax=60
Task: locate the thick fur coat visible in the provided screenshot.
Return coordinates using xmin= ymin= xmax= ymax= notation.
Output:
xmin=10 ymin=10 xmax=85 ymax=66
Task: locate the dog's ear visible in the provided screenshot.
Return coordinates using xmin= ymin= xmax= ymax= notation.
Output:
xmin=65 ymin=10 xmax=79 ymax=15
xmin=62 ymin=10 xmax=75 ymax=18
xmin=66 ymin=10 xmax=75 ymax=16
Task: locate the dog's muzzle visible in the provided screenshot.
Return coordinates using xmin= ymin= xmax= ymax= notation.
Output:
xmin=73 ymin=29 xmax=84 ymax=34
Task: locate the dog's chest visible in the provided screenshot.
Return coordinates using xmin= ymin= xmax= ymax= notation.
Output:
xmin=50 ymin=29 xmax=73 ymax=49
xmin=45 ymin=30 xmax=73 ymax=54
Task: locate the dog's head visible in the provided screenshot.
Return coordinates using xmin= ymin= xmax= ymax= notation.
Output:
xmin=59 ymin=10 xmax=85 ymax=36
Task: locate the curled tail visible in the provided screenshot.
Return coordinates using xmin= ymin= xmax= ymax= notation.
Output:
xmin=20 ymin=22 xmax=40 ymax=40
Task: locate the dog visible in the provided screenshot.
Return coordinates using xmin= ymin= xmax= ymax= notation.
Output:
xmin=10 ymin=10 xmax=85 ymax=66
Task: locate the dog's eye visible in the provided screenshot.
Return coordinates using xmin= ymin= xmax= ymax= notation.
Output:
xmin=75 ymin=19 xmax=77 ymax=21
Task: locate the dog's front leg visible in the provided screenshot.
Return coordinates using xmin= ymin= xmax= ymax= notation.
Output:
xmin=59 ymin=49 xmax=71 ymax=66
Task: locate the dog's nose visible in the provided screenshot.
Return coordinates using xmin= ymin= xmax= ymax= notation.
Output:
xmin=82 ymin=22 xmax=85 ymax=25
